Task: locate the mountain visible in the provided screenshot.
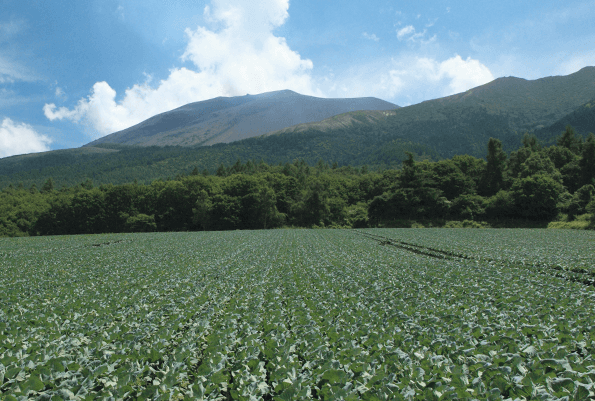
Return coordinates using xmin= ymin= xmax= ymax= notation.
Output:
xmin=269 ymin=66 xmax=595 ymax=156
xmin=85 ymin=90 xmax=398 ymax=147
xmin=2 ymin=68 xmax=595 ymax=189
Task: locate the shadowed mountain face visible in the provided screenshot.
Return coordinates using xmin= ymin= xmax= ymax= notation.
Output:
xmin=85 ymin=90 xmax=398 ymax=147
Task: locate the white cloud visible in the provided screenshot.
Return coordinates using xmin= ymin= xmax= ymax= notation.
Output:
xmin=387 ymin=55 xmax=494 ymax=99
xmin=55 ymin=87 xmax=66 ymax=100
xmin=396 ymin=25 xmax=436 ymax=45
xmin=434 ymin=55 xmax=495 ymax=94
xmin=45 ymin=0 xmax=320 ymax=138
xmin=0 ymin=117 xmax=52 ymax=158
xmin=397 ymin=25 xmax=415 ymax=40
xmin=325 ymin=55 xmax=494 ymax=105
xmin=362 ymin=32 xmax=379 ymax=42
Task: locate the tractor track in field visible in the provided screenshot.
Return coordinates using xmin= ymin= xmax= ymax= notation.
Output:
xmin=352 ymin=230 xmax=595 ymax=288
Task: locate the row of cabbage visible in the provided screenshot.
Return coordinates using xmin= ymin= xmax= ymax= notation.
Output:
xmin=1 ymin=229 xmax=594 ymax=400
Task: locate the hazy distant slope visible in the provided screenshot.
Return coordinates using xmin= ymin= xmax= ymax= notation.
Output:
xmin=85 ymin=90 xmax=397 ymax=147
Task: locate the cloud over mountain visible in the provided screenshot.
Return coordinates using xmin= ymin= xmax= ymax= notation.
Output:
xmin=325 ymin=54 xmax=494 ymax=105
xmin=394 ymin=55 xmax=495 ymax=96
xmin=43 ymin=0 xmax=318 ymax=139
xmin=0 ymin=118 xmax=51 ymax=158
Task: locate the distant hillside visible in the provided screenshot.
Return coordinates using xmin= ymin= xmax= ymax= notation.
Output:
xmin=272 ymin=67 xmax=595 ymax=156
xmin=85 ymin=90 xmax=397 ymax=147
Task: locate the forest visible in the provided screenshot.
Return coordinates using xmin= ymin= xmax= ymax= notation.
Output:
xmin=1 ymin=126 xmax=594 ymax=237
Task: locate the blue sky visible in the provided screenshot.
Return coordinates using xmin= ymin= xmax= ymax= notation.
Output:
xmin=1 ymin=0 xmax=595 ymax=157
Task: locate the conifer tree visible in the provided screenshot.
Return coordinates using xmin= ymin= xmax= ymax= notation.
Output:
xmin=579 ymin=133 xmax=595 ymax=187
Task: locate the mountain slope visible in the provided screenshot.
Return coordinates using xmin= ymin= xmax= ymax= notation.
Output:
xmin=533 ymin=98 xmax=595 ymax=143
xmin=85 ymin=90 xmax=397 ymax=147
xmin=270 ymin=67 xmax=595 ymax=155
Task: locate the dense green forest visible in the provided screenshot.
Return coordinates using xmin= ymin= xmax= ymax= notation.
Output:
xmin=1 ymin=126 xmax=594 ymax=237
xmin=0 ymin=130 xmax=440 ymax=190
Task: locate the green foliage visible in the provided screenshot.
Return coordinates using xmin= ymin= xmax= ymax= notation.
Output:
xmin=482 ymin=138 xmax=507 ymax=196
xmin=1 ymin=229 xmax=595 ymax=399
xmin=125 ymin=213 xmax=157 ymax=232
xmin=521 ymin=133 xmax=541 ymax=151
xmin=512 ymin=173 xmax=565 ymax=219
xmin=557 ymin=125 xmax=583 ymax=154
xmin=2 ymin=130 xmax=595 ymax=236
xmin=586 ymin=200 xmax=595 ymax=226
xmin=579 ymin=132 xmax=595 ymax=187
xmin=518 ymin=151 xmax=562 ymax=181
xmin=548 ymin=214 xmax=593 ymax=229
xmin=485 ymin=190 xmax=516 ymax=220
xmin=566 ymin=184 xmax=595 ymax=219
xmin=449 ymin=194 xmax=487 ymax=220
xmin=41 ymin=177 xmax=54 ymax=193
xmin=443 ymin=220 xmax=490 ymax=228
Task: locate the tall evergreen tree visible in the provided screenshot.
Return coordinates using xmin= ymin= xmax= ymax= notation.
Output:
xmin=579 ymin=133 xmax=595 ymax=187
xmin=522 ymin=133 xmax=541 ymax=151
xmin=557 ymin=125 xmax=583 ymax=155
xmin=41 ymin=177 xmax=55 ymax=193
xmin=482 ymin=138 xmax=507 ymax=196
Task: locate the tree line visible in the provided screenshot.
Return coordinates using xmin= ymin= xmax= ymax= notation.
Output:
xmin=1 ymin=126 xmax=594 ymax=237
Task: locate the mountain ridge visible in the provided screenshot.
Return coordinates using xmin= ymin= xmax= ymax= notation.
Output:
xmin=266 ymin=67 xmax=595 ymax=156
xmin=85 ymin=89 xmax=398 ymax=148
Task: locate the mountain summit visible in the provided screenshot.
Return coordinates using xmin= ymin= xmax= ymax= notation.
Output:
xmin=84 ymin=90 xmax=397 ymax=148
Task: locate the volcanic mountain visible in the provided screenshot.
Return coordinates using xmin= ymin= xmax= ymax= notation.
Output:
xmin=85 ymin=90 xmax=398 ymax=148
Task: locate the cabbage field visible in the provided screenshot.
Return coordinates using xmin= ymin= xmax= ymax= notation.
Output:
xmin=1 ymin=229 xmax=594 ymax=400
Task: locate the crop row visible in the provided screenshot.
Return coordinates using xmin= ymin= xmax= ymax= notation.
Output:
xmin=1 ymin=229 xmax=595 ymax=400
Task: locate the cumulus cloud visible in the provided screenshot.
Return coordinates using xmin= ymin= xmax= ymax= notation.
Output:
xmin=432 ymin=55 xmax=495 ymax=94
xmin=45 ymin=0 xmax=319 ymax=138
xmin=387 ymin=55 xmax=494 ymax=100
xmin=0 ymin=118 xmax=52 ymax=158
xmin=326 ymin=55 xmax=494 ymax=105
